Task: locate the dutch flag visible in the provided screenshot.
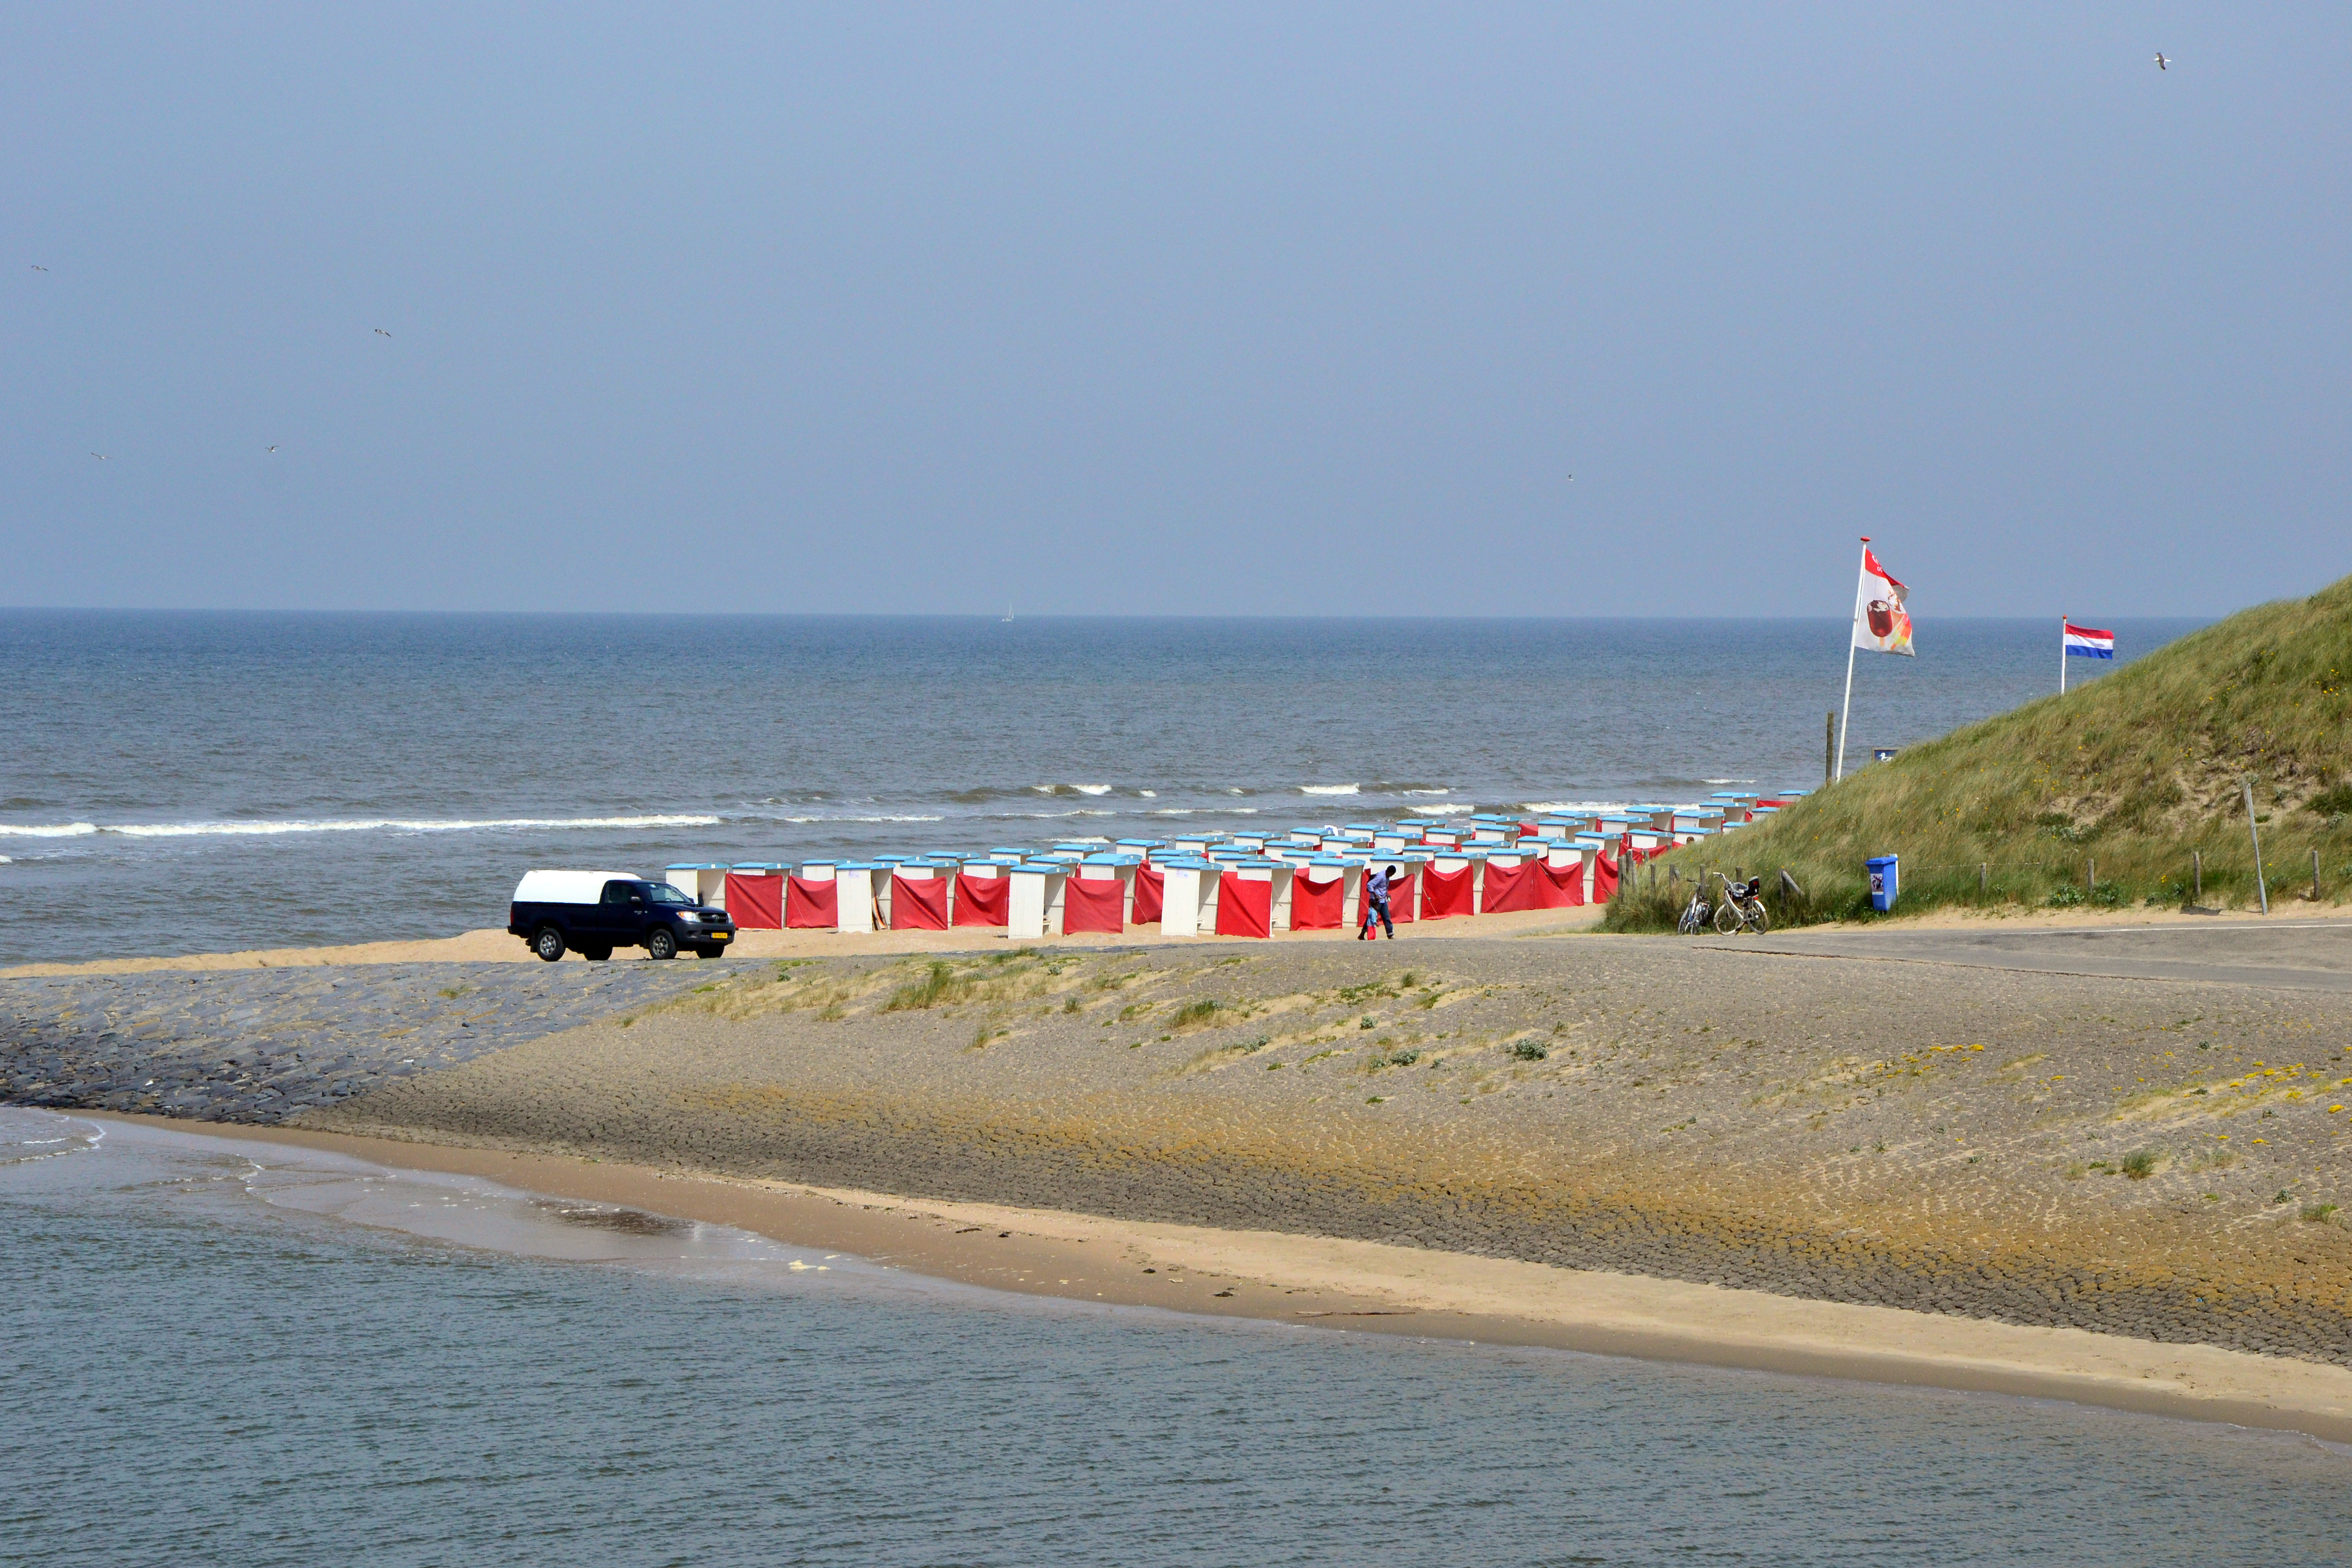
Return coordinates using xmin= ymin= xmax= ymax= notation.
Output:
xmin=2064 ymin=621 xmax=2115 ymax=659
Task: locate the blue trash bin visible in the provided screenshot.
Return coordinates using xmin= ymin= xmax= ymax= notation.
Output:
xmin=1866 ymin=854 xmax=1899 ymax=912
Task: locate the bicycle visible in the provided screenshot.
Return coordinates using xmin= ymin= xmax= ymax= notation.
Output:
xmin=1711 ymin=874 xmax=1771 ymax=936
xmin=1676 ymin=883 xmax=1713 ymax=935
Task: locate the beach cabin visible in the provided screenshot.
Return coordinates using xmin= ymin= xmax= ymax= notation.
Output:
xmin=889 ymin=860 xmax=952 ymax=930
xmin=951 ymin=857 xmax=1011 ymax=928
xmin=1171 ymin=831 xmax=1226 ymax=857
xmin=1156 ymin=859 xmax=1220 ymax=937
xmin=665 ymin=864 xmax=730 ymax=909
xmin=1466 ymin=814 xmax=1516 ymax=846
xmin=1543 ymin=839 xmax=1590 ymax=905
xmin=723 ymin=863 xmax=788 ymax=929
xmin=1116 ymin=840 xmax=1165 ymax=863
xmin=1007 ymin=863 xmax=1070 ymax=940
xmin=1477 ymin=844 xmax=1544 ymax=914
xmin=783 ymin=861 xmax=838 ymax=929
xmin=1066 ymin=855 xmax=1138 ymax=934
xmin=1212 ymin=859 xmax=1293 ymax=937
xmin=832 ymin=864 xmax=891 ymax=934
xmin=1290 ymin=859 xmax=1354 ymax=930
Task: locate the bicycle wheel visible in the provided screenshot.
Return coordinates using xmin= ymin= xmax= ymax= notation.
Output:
xmin=1678 ymin=901 xmax=1703 ymax=935
xmin=1713 ymin=897 xmax=1744 ymax=935
xmin=1743 ymin=899 xmax=1770 ymax=935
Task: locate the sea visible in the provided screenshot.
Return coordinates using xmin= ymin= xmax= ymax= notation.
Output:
xmin=2 ymin=1107 xmax=2344 ymax=1567
xmin=0 ymin=611 xmax=2207 ymax=966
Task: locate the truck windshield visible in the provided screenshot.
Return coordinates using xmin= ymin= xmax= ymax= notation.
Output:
xmin=645 ymin=884 xmax=693 ymax=905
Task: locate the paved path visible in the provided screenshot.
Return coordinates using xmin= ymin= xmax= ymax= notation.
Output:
xmin=1 ymin=961 xmax=723 ymax=1122
xmin=1700 ymin=918 xmax=2352 ymax=992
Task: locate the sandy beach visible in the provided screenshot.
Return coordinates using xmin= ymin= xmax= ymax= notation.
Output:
xmin=13 ymin=923 xmax=2351 ymax=1444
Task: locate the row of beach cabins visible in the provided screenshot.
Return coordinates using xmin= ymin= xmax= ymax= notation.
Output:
xmin=659 ymin=790 xmax=1805 ymax=941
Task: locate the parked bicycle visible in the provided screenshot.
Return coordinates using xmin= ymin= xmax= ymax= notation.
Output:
xmin=1712 ymin=874 xmax=1770 ymax=935
xmin=1676 ymin=881 xmax=1713 ymax=935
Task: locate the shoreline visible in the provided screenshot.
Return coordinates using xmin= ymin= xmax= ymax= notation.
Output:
xmin=95 ymin=1111 xmax=2352 ymax=1445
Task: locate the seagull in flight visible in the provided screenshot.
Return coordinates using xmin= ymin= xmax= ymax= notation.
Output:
xmin=374 ymin=327 xmax=391 ymax=337
xmin=2154 ymin=53 xmax=2167 ymax=70
xmin=267 ymin=445 xmax=278 ymax=453
xmin=90 ymin=452 xmax=108 ymax=460
xmin=28 ymin=264 xmax=47 ymax=272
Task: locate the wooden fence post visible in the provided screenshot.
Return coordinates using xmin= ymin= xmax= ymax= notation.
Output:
xmin=2245 ymin=779 xmax=2269 ymax=914
xmin=2313 ymin=848 xmax=2323 ymax=902
xmin=2193 ymin=850 xmax=2201 ymax=903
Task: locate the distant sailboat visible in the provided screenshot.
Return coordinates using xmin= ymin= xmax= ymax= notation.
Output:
xmin=1001 ymin=604 xmax=1015 ymax=623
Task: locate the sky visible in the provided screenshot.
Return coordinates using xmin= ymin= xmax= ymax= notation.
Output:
xmin=4 ymin=4 xmax=2346 ymax=616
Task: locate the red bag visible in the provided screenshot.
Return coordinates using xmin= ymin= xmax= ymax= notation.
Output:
xmin=1064 ymin=875 xmax=1126 ymax=934
xmin=951 ymin=871 xmax=1009 ymax=927
xmin=1214 ymin=872 xmax=1271 ymax=938
xmin=890 ymin=873 xmax=949 ymax=930
xmin=724 ymin=872 xmax=783 ymax=930
xmin=1290 ymin=870 xmax=1345 ymax=929
xmin=1420 ymin=864 xmax=1474 ymax=920
xmin=786 ymin=875 xmax=838 ymax=929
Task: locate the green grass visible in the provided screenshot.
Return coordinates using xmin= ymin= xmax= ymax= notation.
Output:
xmin=1607 ymin=574 xmax=2352 ymax=929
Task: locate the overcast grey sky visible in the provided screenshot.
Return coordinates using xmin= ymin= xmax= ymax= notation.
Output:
xmin=5 ymin=5 xmax=2345 ymax=615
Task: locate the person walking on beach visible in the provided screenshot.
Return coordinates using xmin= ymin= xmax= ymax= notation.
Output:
xmin=1360 ymin=863 xmax=1397 ymax=940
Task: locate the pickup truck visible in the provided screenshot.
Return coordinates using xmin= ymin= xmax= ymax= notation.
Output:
xmin=508 ymin=869 xmax=737 ymax=962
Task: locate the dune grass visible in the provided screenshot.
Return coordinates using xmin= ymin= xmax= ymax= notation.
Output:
xmin=1607 ymin=573 xmax=2352 ymax=930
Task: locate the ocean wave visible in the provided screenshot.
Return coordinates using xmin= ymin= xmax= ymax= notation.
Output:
xmin=1030 ymin=783 xmax=1113 ymax=797
xmin=1298 ymin=785 xmax=1359 ymax=797
xmin=1519 ymin=801 xmax=1624 ymax=815
xmin=1 ymin=815 xmax=723 ymax=839
xmin=1400 ymin=788 xmax=1452 ymax=797
xmin=1149 ymin=808 xmax=1195 ymax=816
xmin=1011 ymin=809 xmax=1115 ymax=819
xmin=1415 ymin=803 xmax=1474 ymax=816
xmin=1701 ymin=779 xmax=1756 ymax=786
xmin=0 ymin=854 xmax=11 ymax=863
xmin=766 ymin=814 xmax=947 ymax=825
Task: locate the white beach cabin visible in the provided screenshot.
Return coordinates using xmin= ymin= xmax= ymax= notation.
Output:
xmin=1007 ymin=862 xmax=1070 ymax=940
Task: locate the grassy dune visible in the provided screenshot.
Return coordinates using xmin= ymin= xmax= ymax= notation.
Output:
xmin=1609 ymin=574 xmax=2352 ymax=928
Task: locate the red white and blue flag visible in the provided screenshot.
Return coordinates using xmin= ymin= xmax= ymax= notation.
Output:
xmin=2063 ymin=621 xmax=2115 ymax=659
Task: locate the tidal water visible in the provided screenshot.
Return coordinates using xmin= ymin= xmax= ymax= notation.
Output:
xmin=1 ymin=1107 xmax=2342 ymax=1567
xmin=0 ymin=612 xmax=2203 ymax=963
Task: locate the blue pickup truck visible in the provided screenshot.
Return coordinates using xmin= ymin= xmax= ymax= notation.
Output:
xmin=508 ymin=869 xmax=737 ymax=962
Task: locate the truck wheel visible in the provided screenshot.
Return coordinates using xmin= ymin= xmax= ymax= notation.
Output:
xmin=580 ymin=945 xmax=613 ymax=962
xmin=645 ymin=928 xmax=677 ymax=961
xmin=533 ymin=926 xmax=566 ymax=962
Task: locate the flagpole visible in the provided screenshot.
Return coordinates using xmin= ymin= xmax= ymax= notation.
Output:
xmin=2060 ymin=615 xmax=2067 ymax=695
xmin=1835 ymin=537 xmax=1867 ymax=781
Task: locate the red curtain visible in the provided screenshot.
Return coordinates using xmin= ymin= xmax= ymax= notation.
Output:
xmin=724 ymin=872 xmax=783 ymax=930
xmin=890 ymin=873 xmax=949 ymax=930
xmin=1591 ymin=852 xmax=1620 ymax=901
xmin=1215 ymin=872 xmax=1271 ymax=938
xmin=786 ymin=875 xmax=838 ymax=929
xmin=1421 ymin=864 xmax=1475 ymax=920
xmin=1131 ymin=863 xmax=1164 ymax=925
xmin=1478 ymin=858 xmax=1542 ymax=913
xmin=1387 ymin=870 xmax=1417 ymax=923
xmin=1538 ymin=859 xmax=1584 ymax=908
xmin=951 ymin=872 xmax=1009 ymax=927
xmin=1291 ymin=871 xmax=1345 ymax=929
xmin=1065 ymin=875 xmax=1126 ymax=934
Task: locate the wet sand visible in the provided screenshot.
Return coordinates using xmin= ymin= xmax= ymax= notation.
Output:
xmin=109 ymin=1112 xmax=2352 ymax=1443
